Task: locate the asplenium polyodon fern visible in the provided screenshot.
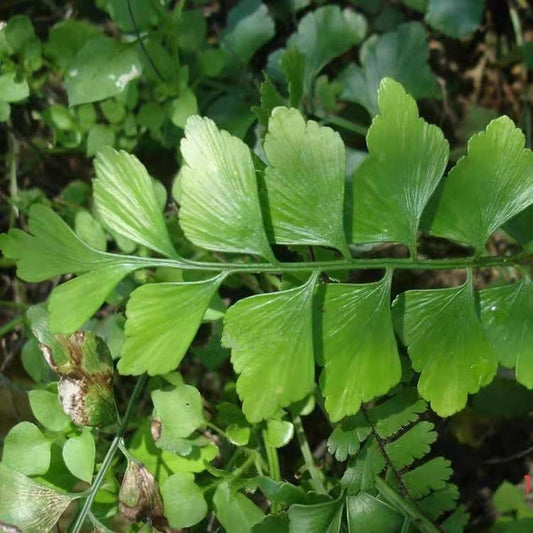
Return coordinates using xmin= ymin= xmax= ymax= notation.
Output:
xmin=3 ymin=77 xmax=532 ymax=423
xmin=2 ymin=77 xmax=533 ymax=419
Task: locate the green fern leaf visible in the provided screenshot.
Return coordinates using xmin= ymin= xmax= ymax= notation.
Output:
xmin=0 ymin=463 xmax=79 ymax=533
xmin=402 ymin=457 xmax=452 ymax=499
xmin=430 ymin=117 xmax=533 ymax=252
xmin=327 ymin=412 xmax=369 ymax=461
xmin=369 ymin=388 xmax=427 ymax=439
xmin=179 ymin=115 xmax=275 ymax=261
xmin=393 ymin=276 xmax=498 ymax=416
xmin=385 ymin=421 xmax=437 ymax=469
xmin=0 ymin=204 xmax=114 ymax=281
xmin=94 ymin=147 xmax=177 ymax=257
xmin=442 ymin=506 xmax=470 ymax=533
xmin=418 ymin=484 xmax=460 ymax=520
xmin=264 ymin=107 xmax=349 ymax=256
xmin=480 ymin=278 xmax=533 ymax=388
xmin=351 ymin=78 xmax=449 ymax=254
xmin=118 ymin=275 xmax=225 ymax=375
xmin=505 ymin=205 xmax=533 ymax=250
xmin=286 ymin=5 xmax=367 ymax=94
xmin=318 ymin=271 xmax=401 ymax=422
xmin=280 ymin=47 xmax=305 ymax=108
xmin=222 ymin=272 xmax=318 ymax=422
xmin=338 ymin=22 xmax=440 ymax=115
xmin=425 ymin=0 xmax=483 ymax=38
xmin=341 ymin=438 xmax=386 ymax=494
xmin=0 ymin=205 xmax=141 ymax=332
xmin=49 ymin=265 xmax=136 ymax=333
xmin=222 ymin=0 xmax=274 ymax=66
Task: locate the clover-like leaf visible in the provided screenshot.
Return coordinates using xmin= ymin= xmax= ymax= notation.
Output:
xmin=65 ymin=35 xmax=142 ymax=106
xmin=351 ymin=78 xmax=449 ymax=254
xmin=97 ymin=0 xmax=159 ymax=32
xmin=94 ymin=147 xmax=176 ymax=257
xmin=393 ymin=276 xmax=498 ymax=416
xmin=265 ymin=418 xmax=294 ymax=448
xmin=119 ymin=275 xmax=225 ymax=376
xmin=425 ymin=0 xmax=483 ymax=38
xmin=222 ymin=272 xmax=318 ymax=422
xmin=160 ymin=472 xmax=207 ymax=529
xmin=179 ymin=116 xmax=275 ymax=261
xmin=151 ymin=383 xmax=205 ymax=451
xmin=431 ymin=117 xmax=533 ymax=252
xmin=287 ymin=5 xmax=367 ymax=94
xmin=338 ymin=22 xmax=440 ymax=115
xmin=318 ymin=271 xmax=401 ymax=422
xmin=62 ymin=429 xmax=95 ymax=483
xmin=0 ymin=463 xmax=78 ymax=533
xmin=480 ymin=278 xmax=533 ymax=388
xmin=0 ymin=72 xmax=29 ymax=102
xmin=213 ymin=482 xmax=264 ymax=532
xmin=2 ymin=422 xmax=52 ymax=476
xmin=129 ymin=420 xmax=217 ymax=483
xmin=216 ymin=402 xmax=251 ymax=446
xmin=45 ymin=19 xmax=101 ymax=69
xmin=28 ymin=389 xmax=71 ymax=432
xmin=264 ymin=107 xmax=349 ymax=256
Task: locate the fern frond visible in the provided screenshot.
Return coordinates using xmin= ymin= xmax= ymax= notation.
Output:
xmin=332 ymin=387 xmax=465 ymax=529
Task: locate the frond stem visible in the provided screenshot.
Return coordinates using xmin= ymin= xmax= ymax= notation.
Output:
xmin=292 ymin=415 xmax=327 ymax=494
xmin=262 ymin=429 xmax=282 ymax=513
xmin=136 ymin=252 xmax=530 ymax=274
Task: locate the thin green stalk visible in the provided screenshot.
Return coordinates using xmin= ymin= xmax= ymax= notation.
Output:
xmin=128 ymin=0 xmax=164 ymax=81
xmin=205 ymin=420 xmax=231 ymax=440
xmin=7 ymin=127 xmax=19 ymax=226
xmin=262 ymin=431 xmax=281 ymax=481
xmin=262 ymin=429 xmax=282 ymax=513
xmin=0 ymin=315 xmax=23 ymax=338
xmin=230 ymin=451 xmax=257 ymax=479
xmin=132 ymin=251 xmax=530 ymax=274
xmin=292 ymin=415 xmax=326 ymax=494
xmin=0 ymin=300 xmax=28 ymax=310
xmin=70 ymin=375 xmax=147 ymax=533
